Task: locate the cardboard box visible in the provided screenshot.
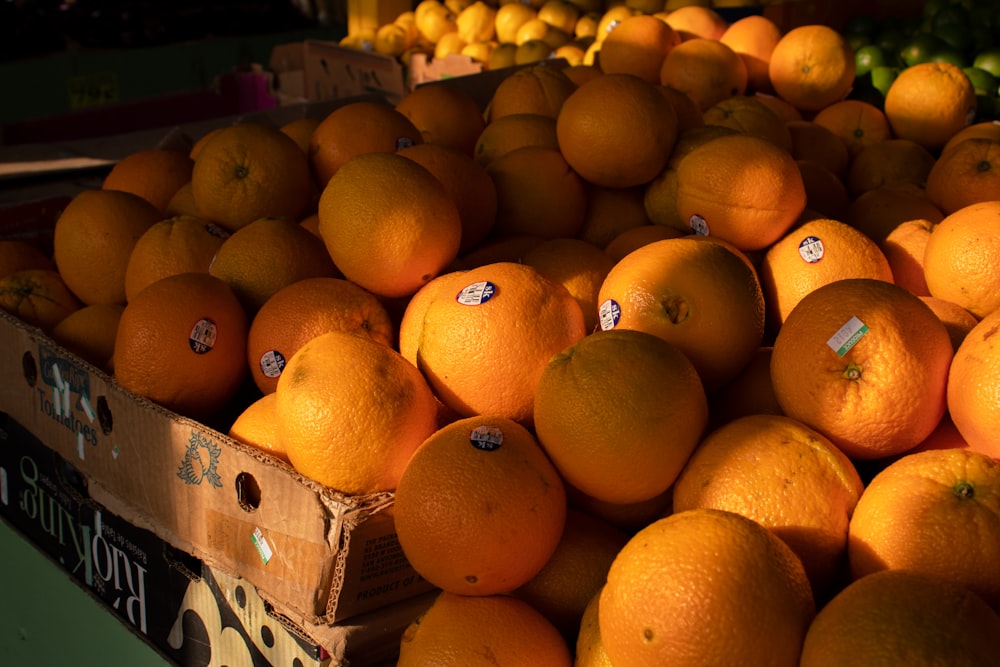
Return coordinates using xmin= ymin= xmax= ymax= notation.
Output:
xmin=0 ymin=411 xmax=436 ymax=665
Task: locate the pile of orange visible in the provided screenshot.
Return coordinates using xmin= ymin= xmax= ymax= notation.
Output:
xmin=6 ymin=1 xmax=1000 ymax=663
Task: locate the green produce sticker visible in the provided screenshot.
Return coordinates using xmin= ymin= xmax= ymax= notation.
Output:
xmin=827 ymin=316 xmax=868 ymax=357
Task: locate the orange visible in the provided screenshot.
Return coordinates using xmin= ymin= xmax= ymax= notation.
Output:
xmin=707 ymin=346 xmax=783 ymax=427
xmin=768 ymin=24 xmax=855 ymax=112
xmin=538 ymin=0 xmax=580 ymax=35
xmin=298 ymin=211 xmax=320 ymax=238
xmin=947 ymin=307 xmax=1000 ymax=459
xmin=659 ymin=37 xmax=748 ymax=112
xmin=800 ymin=569 xmax=1000 ymax=666
xmin=701 ymin=94 xmax=793 ymax=151
xmin=274 ymin=330 xmax=438 ymax=494
xmin=448 ymin=234 xmax=546 ymax=271
xmin=578 ymin=184 xmax=653 ymax=250
xmin=566 ymin=483 xmax=673 ymax=534
xmin=658 ymin=84 xmax=704 ymax=132
xmin=921 ymin=295 xmax=979 ymax=353
xmin=513 ymin=508 xmax=630 ymax=640
xmin=534 ymin=328 xmax=707 ymax=503
xmin=923 ymin=200 xmax=1000 ymax=319
xmin=673 ymin=413 xmax=865 ymax=597
xmin=278 ymin=117 xmax=319 ymax=156
xmin=164 ymin=181 xmax=199 ymax=218
xmin=486 ymin=64 xmax=577 ymax=122
xmin=486 ymin=145 xmax=587 ymax=238
xmin=0 ymin=269 xmax=81 ymax=333
xmin=49 ymin=302 xmax=123 ymax=371
xmin=770 ymin=278 xmax=954 ymax=460
xmin=308 ymin=100 xmax=423 ymax=187
xmin=910 ymin=412 xmax=976 ymax=458
xmin=673 ymin=132 xmax=806 ymax=251
xmin=227 ymin=392 xmax=288 ymax=463
xmin=596 ymin=14 xmax=679 ymax=83
xmin=101 ymin=148 xmax=194 ymax=215
xmin=473 ymin=112 xmax=559 ymax=167
xmin=208 ymin=216 xmax=338 ymax=315
xmin=190 ymin=122 xmax=313 ymax=233
xmin=602 ymin=223 xmax=684 ymax=262
xmin=719 ymin=14 xmax=781 ymax=94
xmin=402 ymin=261 xmax=586 ymax=425
xmin=188 ymin=127 xmax=222 ymax=161
xmin=575 ymin=590 xmax=613 ymax=667
xmin=847 ymin=448 xmax=1000 ymax=609
xmin=796 ymin=159 xmax=850 ymax=221
xmin=883 ymin=61 xmax=977 ymax=152
xmin=317 ymin=151 xmax=462 ymax=299
xmin=751 ymin=91 xmax=803 ymax=122
xmin=521 ymin=237 xmax=617 ymax=333
xmin=879 ymin=217 xmax=936 ymax=296
xmin=942 ymin=119 xmax=1000 ymax=154
xmin=397 ymin=142 xmax=498 ymax=253
xmin=494 ymin=2 xmax=537 ymax=44
xmin=113 ymin=272 xmax=248 ymax=421
xmin=845 ymin=138 xmax=937 ymax=198
xmin=52 ymin=189 xmax=162 ymax=306
xmin=556 ymin=72 xmax=678 ymax=188
xmin=925 ymin=137 xmax=1000 ymax=215
xmin=0 ymin=239 xmax=54 ymax=278
xmin=246 ymin=277 xmax=395 ymax=395
xmin=597 ymin=236 xmax=765 ymax=391
xmin=396 ymin=591 xmax=572 ymax=667
xmin=393 ymin=415 xmax=567 ymax=595
xmin=123 ymin=214 xmax=228 ymax=302
xmin=561 ymin=62 xmax=604 ymax=87
xmin=415 ymin=0 xmax=458 ymax=44
xmin=599 ymin=508 xmax=815 ymax=667
xmin=811 ymin=99 xmax=892 ymax=159
xmin=661 ymin=5 xmax=727 ymax=40
xmin=786 ymin=120 xmax=850 ymax=179
xmin=394 ymin=82 xmax=487 ymax=156
xmin=759 ymin=217 xmax=894 ymax=329
xmin=844 ymin=181 xmax=944 ymax=243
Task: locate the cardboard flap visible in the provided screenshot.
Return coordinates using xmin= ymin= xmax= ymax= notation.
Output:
xmin=296 ymin=40 xmax=406 ymax=106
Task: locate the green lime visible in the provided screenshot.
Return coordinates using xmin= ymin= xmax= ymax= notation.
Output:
xmin=922 ymin=0 xmax=950 ymax=19
xmin=847 ymin=32 xmax=872 ymax=52
xmin=870 ymin=65 xmax=901 ymax=99
xmin=900 ymin=33 xmax=949 ymax=67
xmin=930 ymin=3 xmax=972 ymax=31
xmin=875 ymin=27 xmax=907 ymax=57
xmin=974 ymin=49 xmax=1000 ymax=78
xmin=964 ymin=66 xmax=1000 ymax=96
xmin=855 ymin=44 xmax=887 ymax=77
xmin=930 ymin=48 xmax=968 ymax=68
xmin=934 ymin=23 xmax=974 ymax=57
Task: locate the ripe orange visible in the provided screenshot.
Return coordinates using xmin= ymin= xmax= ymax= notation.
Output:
xmin=513 ymin=508 xmax=630 ymax=640
xmin=921 ymin=295 xmax=979 ymax=353
xmin=707 ymin=345 xmax=783 ymax=427
xmin=844 ymin=181 xmax=944 ymax=243
xmin=394 ymin=82 xmax=486 ymax=156
xmin=596 ymin=13 xmax=679 ymax=82
xmin=308 ymin=100 xmax=423 ymax=187
xmin=659 ymin=37 xmax=748 ymax=112
xmin=797 ymin=159 xmax=850 ymax=221
xmin=52 ymin=189 xmax=162 ymax=305
xmin=521 ymin=237 xmax=617 ymax=333
xmin=719 ymin=14 xmax=781 ymax=94
xmin=473 ymin=112 xmax=559 ymax=166
xmin=0 ymin=269 xmax=81 ymax=333
xmin=49 ymin=302 xmax=123 ymax=371
xmin=770 ymin=278 xmax=954 ymax=460
xmin=227 ymin=392 xmax=288 ymax=463
xmin=759 ymin=217 xmax=894 ymax=329
xmin=486 ymin=64 xmax=578 ymax=122
xmin=208 ymin=216 xmax=339 ymax=314
xmin=534 ymin=329 xmax=708 ymax=503
xmin=578 ymin=184 xmax=654 ymax=250
xmin=661 ymin=5 xmax=727 ymax=40
xmin=597 ymin=236 xmax=765 ymax=391
xmin=947 ymin=307 xmax=1000 ymax=459
xmin=702 ymin=94 xmax=792 ymax=151
xmin=800 ymin=569 xmax=1000 ymax=666
xmin=658 ymin=83 xmax=704 ymax=132
xmin=246 ymin=276 xmax=394 ymax=395
xmin=673 ymin=132 xmax=806 ymax=251
xmin=594 ymin=5 xmax=636 ymax=43
xmin=751 ymin=91 xmax=803 ymax=122
xmin=101 ymin=148 xmax=194 ymax=215
xmin=113 ymin=272 xmax=248 ymax=420
xmin=448 ymin=234 xmax=546 ymax=271
xmin=393 ymin=415 xmax=567 ymax=595
xmin=673 ymin=413 xmax=865 ymax=597
xmin=575 ymin=590 xmax=613 ymax=667
xmin=845 ymin=138 xmax=937 ymax=198
xmin=768 ymin=24 xmax=855 ymax=112
xmin=848 ymin=448 xmax=1000 ymax=609
xmin=164 ymin=181 xmax=199 ymax=218
xmin=600 ymin=508 xmax=816 ymax=667
xmin=811 ymin=99 xmax=892 ymax=159
xmin=923 ymin=200 xmax=1000 ymax=319
xmin=0 ymin=240 xmax=54 ymax=278
xmin=556 ymin=72 xmax=678 ymax=188
xmin=883 ymin=61 xmax=977 ymax=152
xmin=317 ymin=151 xmax=462 ymax=299
xmin=602 ymin=223 xmax=684 ymax=262
xmin=402 ymin=261 xmax=586 ymax=425
xmin=274 ymin=330 xmax=438 ymax=494
xmin=925 ymin=137 xmax=1000 ymax=215
xmin=786 ymin=120 xmax=850 ymax=179
xmin=880 ymin=217 xmax=936 ymax=296
xmin=123 ymin=215 xmax=228 ymax=302
xmin=396 ymin=591 xmax=572 ymax=667
xmin=190 ymin=122 xmax=313 ymax=232
xmin=486 ymin=145 xmax=587 ymax=238
xmin=278 ymin=117 xmax=319 ymax=156
xmin=566 ymin=483 xmax=673 ymax=534
xmin=397 ymin=142 xmax=498 ymax=254
xmin=942 ymin=119 xmax=1000 ymax=154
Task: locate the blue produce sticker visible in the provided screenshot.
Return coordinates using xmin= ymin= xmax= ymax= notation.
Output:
xmin=470 ymin=425 xmax=504 ymax=451
xmin=259 ymin=350 xmax=286 ymax=379
xmin=598 ymin=299 xmax=621 ymax=331
xmin=798 ymin=236 xmax=825 ymax=263
xmin=457 ymin=280 xmax=496 ymax=305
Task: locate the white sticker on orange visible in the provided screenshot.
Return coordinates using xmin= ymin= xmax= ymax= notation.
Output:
xmin=189 ymin=318 xmax=218 ymax=354
xmin=827 ymin=316 xmax=869 ymax=357
xmin=470 ymin=425 xmax=504 ymax=451
xmin=798 ymin=236 xmax=825 ymax=263
xmin=457 ymin=281 xmax=496 ymax=305
xmin=689 ymin=214 xmax=709 ymax=236
xmin=598 ymin=299 xmax=621 ymax=331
